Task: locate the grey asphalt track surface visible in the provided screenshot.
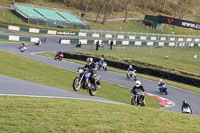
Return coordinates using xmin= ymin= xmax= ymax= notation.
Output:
xmin=0 ymin=40 xmax=200 ymax=116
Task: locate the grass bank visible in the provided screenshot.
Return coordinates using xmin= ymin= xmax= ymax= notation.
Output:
xmin=38 ymin=52 xmax=200 ymax=95
xmin=0 ymin=50 xmax=160 ymax=108
xmin=0 ymin=96 xmax=200 ymax=132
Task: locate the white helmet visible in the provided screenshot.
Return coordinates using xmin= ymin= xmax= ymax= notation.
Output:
xmin=129 ymin=65 xmax=132 ymax=69
xmin=160 ymin=79 xmax=164 ymax=83
xmin=87 ymin=57 xmax=93 ymax=65
xmin=135 ymin=80 xmax=141 ymax=87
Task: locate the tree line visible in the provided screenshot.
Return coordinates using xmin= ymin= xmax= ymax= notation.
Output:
xmin=12 ymin=0 xmax=200 ymax=23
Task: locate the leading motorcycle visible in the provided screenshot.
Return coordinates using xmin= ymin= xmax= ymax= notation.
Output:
xmin=127 ymin=70 xmax=137 ymax=81
xmin=131 ymin=91 xmax=145 ymax=106
xmin=73 ymin=67 xmax=101 ymax=96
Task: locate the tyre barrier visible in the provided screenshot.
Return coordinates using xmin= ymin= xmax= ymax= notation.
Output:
xmin=63 ymin=53 xmax=200 ymax=88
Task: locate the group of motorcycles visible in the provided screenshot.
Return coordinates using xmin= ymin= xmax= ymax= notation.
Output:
xmin=19 ymin=40 xmax=42 ymax=52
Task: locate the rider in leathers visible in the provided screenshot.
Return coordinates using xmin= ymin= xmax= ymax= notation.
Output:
xmin=128 ymin=65 xmax=135 ymax=72
xmin=131 ymin=80 xmax=145 ymax=95
xmin=181 ymin=100 xmax=192 ymax=114
xmin=84 ymin=58 xmax=97 ymax=86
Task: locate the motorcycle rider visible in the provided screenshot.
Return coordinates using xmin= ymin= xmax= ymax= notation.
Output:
xmin=57 ymin=50 xmax=63 ymax=56
xmin=181 ymin=100 xmax=192 ymax=114
xmin=128 ymin=65 xmax=135 ymax=72
xmin=130 ymin=80 xmax=145 ymax=95
xmin=158 ymin=79 xmax=167 ymax=91
xmin=19 ymin=42 xmax=25 ymax=49
xmin=84 ymin=57 xmax=98 ymax=87
xmin=99 ymin=58 xmax=105 ymax=66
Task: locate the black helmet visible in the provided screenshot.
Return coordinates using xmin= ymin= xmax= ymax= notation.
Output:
xmin=183 ymin=100 xmax=186 ymax=104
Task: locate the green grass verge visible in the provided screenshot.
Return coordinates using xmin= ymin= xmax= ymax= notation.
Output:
xmin=0 ymin=50 xmax=161 ymax=108
xmin=90 ymin=20 xmax=200 ymax=35
xmin=38 ymin=52 xmax=200 ymax=95
xmin=0 ymin=96 xmax=200 ymax=132
xmin=69 ymin=47 xmax=200 ymax=77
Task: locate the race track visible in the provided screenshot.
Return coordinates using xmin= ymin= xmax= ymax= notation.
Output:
xmin=0 ymin=35 xmax=200 ymax=116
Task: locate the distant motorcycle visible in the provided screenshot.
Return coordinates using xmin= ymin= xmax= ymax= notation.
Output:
xmin=131 ymin=91 xmax=145 ymax=106
xmin=99 ymin=42 xmax=104 ymax=48
xmin=19 ymin=46 xmax=27 ymax=52
xmin=127 ymin=70 xmax=137 ymax=81
xmin=34 ymin=40 xmax=42 ymax=46
xmin=97 ymin=62 xmax=107 ymax=71
xmin=76 ymin=42 xmax=82 ymax=48
xmin=55 ymin=52 xmax=63 ymax=61
xmin=73 ymin=67 xmax=101 ymax=96
xmin=158 ymin=84 xmax=168 ymax=95
xmin=182 ymin=107 xmax=192 ymax=114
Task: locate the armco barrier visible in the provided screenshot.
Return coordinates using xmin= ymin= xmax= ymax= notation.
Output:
xmin=59 ymin=38 xmax=200 ymax=47
xmin=1 ymin=22 xmax=200 ymax=44
xmin=0 ymin=35 xmax=46 ymax=42
xmin=63 ymin=53 xmax=200 ymax=88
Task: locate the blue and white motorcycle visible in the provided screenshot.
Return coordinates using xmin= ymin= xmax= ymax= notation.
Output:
xmin=158 ymin=83 xmax=168 ymax=95
xmin=73 ymin=67 xmax=101 ymax=96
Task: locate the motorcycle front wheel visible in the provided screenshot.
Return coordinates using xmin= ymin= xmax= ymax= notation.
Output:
xmin=73 ymin=77 xmax=81 ymax=91
xmin=131 ymin=96 xmax=137 ymax=105
xmin=127 ymin=74 xmax=130 ymax=79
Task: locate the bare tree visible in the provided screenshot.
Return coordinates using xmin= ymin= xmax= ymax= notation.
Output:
xmin=84 ymin=0 xmax=92 ymax=15
xmin=124 ymin=0 xmax=133 ymax=23
xmin=64 ymin=0 xmax=71 ymax=7
xmin=94 ymin=0 xmax=108 ymax=23
xmin=102 ymin=0 xmax=115 ymax=24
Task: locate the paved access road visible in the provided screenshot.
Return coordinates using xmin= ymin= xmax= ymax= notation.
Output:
xmin=0 ymin=41 xmax=200 ymax=116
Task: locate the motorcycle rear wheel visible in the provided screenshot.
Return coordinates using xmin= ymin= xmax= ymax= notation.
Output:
xmin=89 ymin=87 xmax=98 ymax=96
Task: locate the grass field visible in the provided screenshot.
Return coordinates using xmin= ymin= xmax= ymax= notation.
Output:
xmin=38 ymin=52 xmax=200 ymax=94
xmin=0 ymin=96 xmax=200 ymax=132
xmin=69 ymin=47 xmax=200 ymax=76
xmin=0 ymin=50 xmax=161 ymax=108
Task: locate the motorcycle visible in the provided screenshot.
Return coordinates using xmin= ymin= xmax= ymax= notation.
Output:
xmin=76 ymin=42 xmax=82 ymax=48
xmin=19 ymin=46 xmax=27 ymax=52
xmin=158 ymin=84 xmax=168 ymax=95
xmin=55 ymin=52 xmax=63 ymax=61
xmin=131 ymin=91 xmax=145 ymax=106
xmin=73 ymin=67 xmax=101 ymax=96
xmin=182 ymin=107 xmax=192 ymax=114
xmin=34 ymin=40 xmax=42 ymax=46
xmin=99 ymin=42 xmax=104 ymax=48
xmin=97 ymin=62 xmax=107 ymax=71
xmin=127 ymin=70 xmax=137 ymax=81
